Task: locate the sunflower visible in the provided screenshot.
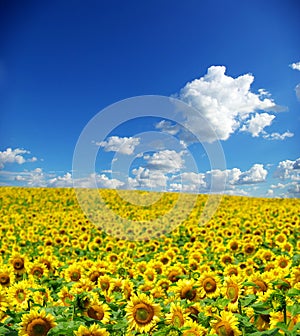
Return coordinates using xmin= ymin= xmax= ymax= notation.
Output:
xmin=221 ymin=276 xmax=243 ymax=312
xmin=275 ymin=255 xmax=292 ymax=271
xmin=19 ymin=309 xmax=56 ymax=336
xmin=0 ymin=288 xmax=8 ymax=319
xmin=185 ymin=302 xmax=202 ymax=322
xmin=269 ymin=311 xmax=299 ymax=333
xmin=166 ymin=265 xmax=184 ymax=283
xmin=64 ymin=264 xmax=83 ymax=282
xmin=56 ymin=286 xmax=74 ymax=306
xmin=122 ymin=279 xmax=134 ymax=300
xmin=182 ymin=320 xmax=207 ymax=336
xmin=7 ymin=280 xmax=33 ymax=311
xmin=84 ymin=298 xmax=111 ymax=324
xmin=246 ymin=273 xmax=270 ymax=295
xmin=157 ymin=278 xmax=172 ymax=292
xmin=97 ymin=275 xmax=112 ymax=294
xmin=108 ymin=277 xmax=123 ymax=295
xmin=290 ymin=267 xmax=300 ymax=286
xmin=32 ymin=287 xmax=53 ymax=306
xmin=125 ymin=293 xmax=161 ymax=334
xmin=28 ymin=261 xmax=49 ymax=279
xmin=175 ymin=279 xmax=200 ymax=302
xmin=72 ymin=278 xmax=95 ymax=294
xmin=74 ymin=323 xmax=109 ymax=336
xmin=223 ymin=265 xmax=239 ymax=277
xmin=37 ymin=255 xmax=59 ymax=274
xmin=144 ymin=268 xmax=157 ymax=282
xmin=150 ymin=261 xmax=164 ymax=275
xmin=85 ymin=266 xmax=105 ymax=283
xmin=0 ymin=266 xmax=15 ymax=287
xmin=210 ymin=311 xmax=241 ymax=336
xmin=198 ymin=271 xmax=221 ymax=298
xmin=9 ymin=253 xmax=27 ymax=276
xmin=165 ymin=302 xmax=190 ymax=328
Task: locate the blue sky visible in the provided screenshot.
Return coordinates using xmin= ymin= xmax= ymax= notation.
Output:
xmin=0 ymin=0 xmax=299 ymax=197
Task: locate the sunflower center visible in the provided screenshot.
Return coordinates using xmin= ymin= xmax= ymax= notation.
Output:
xmin=215 ymin=321 xmax=234 ymax=336
xmin=227 ymin=284 xmax=239 ymax=302
xmin=133 ymin=303 xmax=154 ymax=324
xmin=16 ymin=289 xmax=26 ymax=303
xmin=245 ymin=245 xmax=255 ymax=254
xmin=181 ymin=287 xmax=196 ymax=300
xmin=172 ymin=313 xmax=184 ymax=327
xmin=187 ymin=307 xmax=200 ymax=321
xmin=168 ymin=271 xmax=180 ymax=283
xmin=183 ymin=331 xmax=200 ymax=336
xmin=13 ymin=258 xmax=24 ymax=270
xmin=89 ymin=271 xmax=100 ymax=282
xmin=70 ymin=271 xmax=81 ymax=281
xmin=32 ymin=267 xmax=44 ymax=277
xmin=279 ymin=260 xmax=288 ymax=268
xmin=0 ymin=273 xmax=10 ymax=285
xmin=27 ymin=318 xmax=51 ymax=336
xmin=87 ymin=305 xmax=105 ymax=321
xmin=254 ymin=280 xmax=267 ymax=293
xmin=100 ymin=281 xmax=109 ymax=291
xmin=203 ymin=277 xmax=217 ymax=293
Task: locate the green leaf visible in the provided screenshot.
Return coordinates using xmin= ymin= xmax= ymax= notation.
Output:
xmin=240 ymin=294 xmax=257 ymax=307
xmin=287 ymin=288 xmax=300 ymax=297
xmin=248 ymin=328 xmax=279 ymax=336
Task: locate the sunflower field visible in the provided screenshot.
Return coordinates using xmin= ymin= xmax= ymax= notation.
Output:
xmin=0 ymin=186 xmax=299 ymax=336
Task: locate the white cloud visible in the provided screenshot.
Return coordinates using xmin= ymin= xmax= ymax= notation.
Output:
xmin=175 ymin=65 xmax=280 ymax=142
xmin=263 ymin=131 xmax=294 ymax=141
xmin=0 ymin=148 xmax=37 ymax=169
xmin=128 ymin=167 xmax=168 ymax=190
xmin=288 ymin=182 xmax=300 ymax=196
xmin=274 ymin=158 xmax=300 ymax=180
xmin=290 ymin=63 xmax=300 ymax=100
xmin=95 ymin=136 xmax=140 ymax=155
xmin=168 ymin=164 xmax=267 ymax=194
xmin=14 ymin=168 xmax=47 ymax=187
xmin=237 ymin=164 xmax=268 ymax=184
xmin=68 ymin=173 xmax=124 ymax=189
xmin=169 ymin=172 xmax=206 ymax=193
xmin=289 ymin=62 xmax=300 ymax=71
xmin=240 ymin=113 xmax=275 ymax=137
xmin=144 ymin=149 xmax=185 ymax=173
xmin=48 ymin=172 xmax=73 ymax=187
xmin=266 ymin=189 xmax=274 ymax=197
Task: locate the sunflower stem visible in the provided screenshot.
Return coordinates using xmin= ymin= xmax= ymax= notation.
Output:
xmin=238 ymin=299 xmax=246 ymax=336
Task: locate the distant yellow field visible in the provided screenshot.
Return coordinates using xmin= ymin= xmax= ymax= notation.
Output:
xmin=0 ymin=187 xmax=299 ymax=335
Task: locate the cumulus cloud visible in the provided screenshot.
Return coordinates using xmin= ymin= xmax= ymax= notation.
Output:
xmin=173 ymin=65 xmax=281 ymax=142
xmin=167 ymin=164 xmax=268 ymax=194
xmin=144 ymin=149 xmax=185 ymax=173
xmin=237 ymin=164 xmax=268 ymax=184
xmin=240 ymin=113 xmax=275 ymax=137
xmin=169 ymin=172 xmax=206 ymax=193
xmin=288 ymin=182 xmax=300 ymax=196
xmin=289 ymin=62 xmax=300 ymax=71
xmin=263 ymin=131 xmax=294 ymax=141
xmin=0 ymin=148 xmax=37 ymax=169
xmin=128 ymin=167 xmax=168 ymax=190
xmin=274 ymin=158 xmax=300 ymax=180
xmin=95 ymin=136 xmax=140 ymax=155
xmin=48 ymin=172 xmax=73 ymax=187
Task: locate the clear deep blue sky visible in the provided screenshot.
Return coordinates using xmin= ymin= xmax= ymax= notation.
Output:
xmin=0 ymin=0 xmax=299 ymax=197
